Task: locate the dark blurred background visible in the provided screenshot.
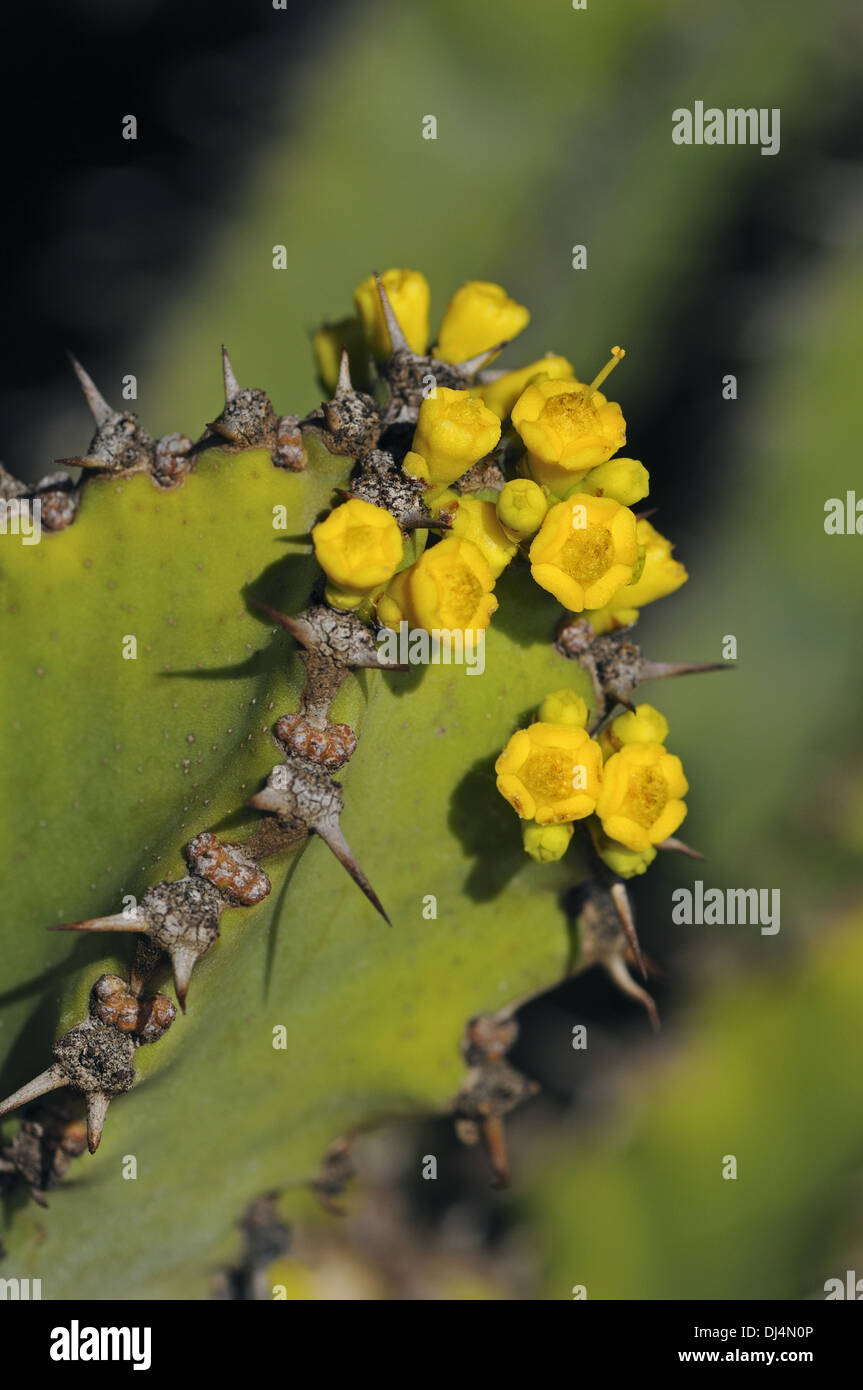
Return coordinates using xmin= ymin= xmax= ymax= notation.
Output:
xmin=0 ymin=0 xmax=339 ymax=481
xmin=3 ymin=0 xmax=862 ymax=1298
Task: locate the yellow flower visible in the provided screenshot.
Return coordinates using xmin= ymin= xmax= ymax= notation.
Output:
xmin=495 ymin=722 xmax=603 ymax=824
xmin=411 ymin=387 xmax=501 ymax=489
xmin=598 ymin=703 xmax=669 ymax=760
xmin=496 ymin=478 xmax=548 ymax=538
xmin=435 ymin=281 xmax=530 ymax=364
xmin=578 ymin=457 xmax=649 ymax=507
xmin=588 ymin=821 xmax=657 ymax=878
xmin=312 ymin=316 xmax=367 ymax=393
xmin=596 ymin=742 xmax=688 ymax=852
xmin=312 ymin=499 xmax=404 ymax=603
xmin=522 ymin=821 xmax=574 ymax=863
xmin=587 ymin=519 xmax=688 ymax=634
xmin=512 ymin=348 xmax=627 ymax=495
xmin=537 ymin=688 xmax=589 ymax=728
xmin=528 ymin=493 xmax=639 ymax=612
xmin=476 ymin=355 xmax=573 ymax=419
xmin=436 ymin=495 xmax=518 ymax=578
xmin=379 ymin=536 xmax=498 ymax=634
xmin=354 ymin=268 xmax=430 ymax=357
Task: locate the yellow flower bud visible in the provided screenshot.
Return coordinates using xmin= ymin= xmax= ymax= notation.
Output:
xmin=537 ymin=689 xmax=589 ymax=728
xmin=403 ymin=450 xmax=431 ymax=484
xmin=437 ymin=495 xmax=518 ymax=578
xmin=312 ymin=317 xmax=367 ymax=393
xmin=312 ymin=498 xmax=404 ymax=600
xmin=496 ymin=478 xmax=548 ymax=538
xmin=380 ymin=536 xmax=498 ymax=635
xmin=528 ymin=493 xmax=639 ymax=612
xmin=353 ymin=268 xmax=430 ymax=357
xmin=596 ymin=742 xmax=688 ymax=853
xmin=621 ymin=519 xmax=687 ymax=607
xmin=410 ymin=387 xmax=501 ymax=489
xmin=587 ymin=519 xmax=688 ymax=634
xmin=323 ymin=583 xmax=364 ymax=612
xmin=512 ymin=348 xmax=627 ymax=496
xmin=522 ymin=820 xmax=574 ymax=863
xmin=435 ymin=280 xmax=530 ymax=364
xmin=587 ymin=605 xmax=637 ymax=636
xmin=495 ymin=722 xmax=603 ymax=824
xmin=375 ymin=570 xmax=410 ymax=630
xmin=578 ymin=457 xmax=649 ymax=507
xmin=597 ymin=702 xmax=669 ymax=759
xmin=476 ymin=355 xmax=573 ymax=419
xmin=588 ymin=821 xmax=657 ymax=879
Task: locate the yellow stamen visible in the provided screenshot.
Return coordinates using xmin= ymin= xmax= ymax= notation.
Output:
xmin=585 ymin=345 xmax=626 ymax=396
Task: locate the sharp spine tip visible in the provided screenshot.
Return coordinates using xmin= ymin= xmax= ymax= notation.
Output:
xmin=455 ymin=340 xmax=511 ymax=376
xmin=373 ymin=272 xmax=411 ymax=355
xmin=335 ymin=348 xmax=352 ymax=395
xmin=50 ymin=912 xmax=145 ymax=934
xmin=221 ymin=345 xmax=240 ymax=402
xmin=54 ymin=455 xmax=105 ymax=471
xmin=638 ymin=659 xmax=731 ymax=681
xmin=605 ymin=955 xmax=660 ymax=1032
xmin=170 ymin=948 xmax=196 ymax=1013
xmin=314 ymin=815 xmax=391 ymax=925
xmin=85 ymin=1091 xmax=111 ymax=1153
xmin=657 ymin=836 xmax=705 ymax=860
xmin=67 ymin=352 xmax=113 ymax=426
xmin=0 ymin=1064 xmax=67 ymax=1118
xmin=250 ymin=599 xmax=313 ymax=647
xmin=609 ymin=881 xmax=647 ymax=981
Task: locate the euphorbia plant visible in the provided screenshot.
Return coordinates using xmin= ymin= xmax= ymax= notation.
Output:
xmin=0 ymin=267 xmax=725 ymax=1296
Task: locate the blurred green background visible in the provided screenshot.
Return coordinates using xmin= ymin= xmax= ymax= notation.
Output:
xmin=7 ymin=0 xmax=863 ymax=1298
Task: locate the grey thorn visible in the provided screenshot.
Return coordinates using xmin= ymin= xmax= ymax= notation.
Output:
xmin=54 ymin=455 xmax=107 ymax=471
xmin=0 ymin=1064 xmax=68 ymax=1119
xmin=609 ymin=881 xmax=647 ymax=982
xmin=50 ymin=910 xmax=147 ymax=934
xmin=314 ymin=814 xmax=391 ymax=925
xmin=638 ymin=659 xmax=731 ymax=682
xmin=169 ymin=946 xmax=198 ymax=1014
xmin=67 ymin=353 xmax=113 ymax=426
xmin=221 ymin=345 xmax=241 ymax=402
xmin=85 ymin=1091 xmax=111 ymax=1154
xmin=335 ymin=348 xmax=352 ymax=396
xmin=250 ymin=600 xmax=315 ymax=649
xmin=247 ymin=786 xmax=285 ymax=816
xmin=373 ymin=272 xmax=411 ymax=355
xmin=657 ymin=836 xmax=706 ymax=860
xmin=453 ymin=340 xmax=511 ymax=377
xmin=605 ymin=955 xmax=660 ymax=1033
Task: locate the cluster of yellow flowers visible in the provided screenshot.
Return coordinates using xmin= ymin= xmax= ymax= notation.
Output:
xmin=495 ymin=696 xmax=688 ymax=877
xmin=311 ymin=267 xmax=688 ymax=637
